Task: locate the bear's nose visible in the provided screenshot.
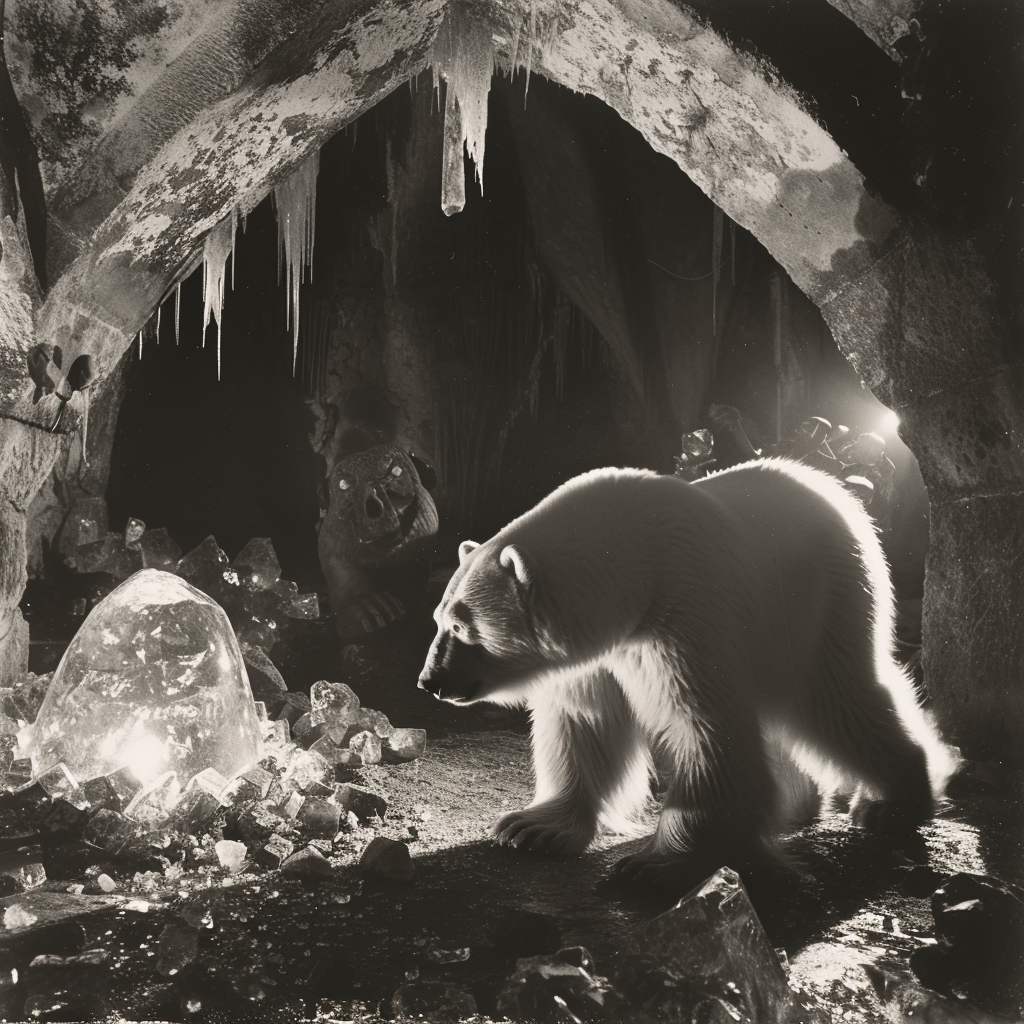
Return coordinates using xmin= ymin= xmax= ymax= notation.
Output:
xmin=417 ymin=673 xmax=442 ymax=698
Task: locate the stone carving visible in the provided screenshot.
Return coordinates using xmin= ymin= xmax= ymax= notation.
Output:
xmin=317 ymin=445 xmax=438 ymax=638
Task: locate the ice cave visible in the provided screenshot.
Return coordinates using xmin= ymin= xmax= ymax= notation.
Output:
xmin=0 ymin=0 xmax=1021 ymax=1021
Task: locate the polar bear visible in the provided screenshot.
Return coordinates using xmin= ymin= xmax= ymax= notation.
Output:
xmin=417 ymin=460 xmax=949 ymax=891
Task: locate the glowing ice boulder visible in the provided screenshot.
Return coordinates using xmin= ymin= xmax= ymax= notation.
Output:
xmin=29 ymin=569 xmax=261 ymax=791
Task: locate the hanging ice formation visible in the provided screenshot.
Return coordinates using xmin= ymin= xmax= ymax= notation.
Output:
xmin=202 ymin=209 xmax=237 ymax=379
xmin=273 ymin=149 xmax=320 ymax=372
xmin=430 ymin=6 xmax=495 ymax=216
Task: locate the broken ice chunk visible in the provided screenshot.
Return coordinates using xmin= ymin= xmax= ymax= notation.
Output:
xmin=76 ymin=533 xmax=142 ymax=580
xmin=232 ymin=538 xmax=281 ymax=592
xmin=617 ymin=867 xmax=794 ymax=1023
xmin=138 ymin=528 xmax=182 ymax=570
xmin=175 ymin=536 xmax=231 ymax=593
xmin=124 ymin=770 xmax=182 ymax=824
xmin=282 ymin=749 xmax=331 ymax=792
xmin=310 ymin=681 xmax=361 ymax=738
xmin=28 ymin=569 xmax=261 ymax=800
xmin=357 ymin=708 xmax=394 ymax=739
xmin=215 ymin=840 xmax=247 ymax=873
xmin=286 ymin=592 xmax=319 ymax=620
xmin=348 ymin=731 xmax=381 ymax=765
xmin=384 ymin=728 xmax=427 ymax=763
xmin=32 ymin=762 xmax=82 ymax=803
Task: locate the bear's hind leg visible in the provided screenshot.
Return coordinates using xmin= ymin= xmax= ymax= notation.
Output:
xmin=802 ymin=639 xmax=937 ymax=836
xmin=496 ymin=668 xmax=650 ymax=855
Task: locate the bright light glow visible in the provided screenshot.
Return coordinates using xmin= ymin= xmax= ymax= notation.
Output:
xmin=121 ymin=732 xmax=168 ymax=784
xmin=879 ymin=409 xmax=900 ymax=433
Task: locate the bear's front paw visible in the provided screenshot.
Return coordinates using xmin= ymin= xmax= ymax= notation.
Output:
xmin=494 ymin=807 xmax=594 ymax=856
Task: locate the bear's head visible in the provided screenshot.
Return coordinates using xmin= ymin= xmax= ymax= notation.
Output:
xmin=417 ymin=539 xmax=564 ymax=705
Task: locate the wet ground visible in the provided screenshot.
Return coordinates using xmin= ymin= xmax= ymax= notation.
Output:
xmin=7 ymin=583 xmax=1024 ymax=1023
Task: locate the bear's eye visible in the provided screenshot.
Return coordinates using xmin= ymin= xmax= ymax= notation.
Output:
xmin=390 ymin=465 xmax=403 ymax=477
xmin=451 ymin=622 xmax=463 ymax=635
xmin=338 ymin=478 xmax=350 ymax=491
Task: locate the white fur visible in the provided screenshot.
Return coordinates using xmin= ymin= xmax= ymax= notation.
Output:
xmin=419 ymin=460 xmax=952 ymax=887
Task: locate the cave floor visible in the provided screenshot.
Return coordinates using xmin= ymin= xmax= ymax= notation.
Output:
xmin=6 ymin=603 xmax=1024 ymax=1023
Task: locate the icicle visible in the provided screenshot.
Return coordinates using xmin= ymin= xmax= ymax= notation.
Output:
xmin=137 ymin=330 xmax=142 ymax=358
xmin=202 ymin=208 xmax=237 ymax=380
xmin=430 ymin=5 xmax=494 ymax=216
xmin=712 ymin=206 xmax=723 ymax=336
xmin=155 ymin=303 xmax=161 ymax=343
xmin=174 ymin=283 xmax=181 ymax=345
xmin=274 ymin=149 xmax=320 ymax=373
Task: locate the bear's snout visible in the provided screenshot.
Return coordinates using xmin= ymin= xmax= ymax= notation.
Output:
xmin=417 ymin=666 xmax=475 ymax=703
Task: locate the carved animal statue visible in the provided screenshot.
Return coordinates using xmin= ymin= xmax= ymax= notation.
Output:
xmin=417 ymin=459 xmax=952 ymax=894
xmin=318 ymin=445 xmax=438 ymax=639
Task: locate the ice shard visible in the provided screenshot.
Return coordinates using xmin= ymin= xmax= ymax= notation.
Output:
xmin=202 ymin=209 xmax=237 ymax=379
xmin=430 ymin=6 xmax=494 ymax=216
xmin=274 ymin=150 xmax=319 ymax=371
xmin=28 ymin=569 xmax=261 ymax=795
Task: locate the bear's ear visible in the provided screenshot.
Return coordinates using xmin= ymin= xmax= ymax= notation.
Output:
xmin=499 ymin=544 xmax=534 ymax=589
xmin=458 ymin=540 xmax=479 ymax=564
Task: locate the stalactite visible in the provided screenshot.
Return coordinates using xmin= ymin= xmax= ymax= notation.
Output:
xmin=155 ymin=303 xmax=161 ymax=342
xmin=174 ymin=283 xmax=181 ymax=345
xmin=202 ymin=208 xmax=237 ymax=380
xmin=712 ymin=206 xmax=723 ymax=336
xmin=430 ymin=5 xmax=494 ymax=216
xmin=274 ymin=149 xmax=320 ymax=372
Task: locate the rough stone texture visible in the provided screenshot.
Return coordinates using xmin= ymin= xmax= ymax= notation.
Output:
xmin=823 ymin=0 xmax=921 ymax=59
xmin=924 ymin=493 xmax=1024 ymax=759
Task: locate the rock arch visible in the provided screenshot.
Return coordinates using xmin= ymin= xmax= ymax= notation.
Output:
xmin=1 ymin=0 xmax=1020 ymax=755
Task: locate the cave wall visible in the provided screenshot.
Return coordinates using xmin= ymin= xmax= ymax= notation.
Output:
xmin=0 ymin=0 xmax=1021 ymax=757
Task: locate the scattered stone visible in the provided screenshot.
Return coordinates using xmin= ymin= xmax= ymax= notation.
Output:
xmin=299 ymin=797 xmax=342 ymax=839
xmin=426 ymin=944 xmax=471 ymax=964
xmin=4 ymin=902 xmax=37 ymax=929
xmin=333 ymin=783 xmax=388 ymax=822
xmin=866 ymin=966 xmax=1009 ymax=1024
xmin=214 ymin=840 xmax=247 ymax=873
xmin=390 ymin=980 xmax=478 ymax=1019
xmin=496 ymin=953 xmax=620 ymax=1022
xmin=254 ymin=834 xmax=294 ymax=870
xmin=383 ymin=727 xmax=427 ymax=762
xmin=96 ymin=873 xmax=117 ymax=893
xmin=280 ymin=846 xmax=335 ymax=883
xmin=0 ymin=846 xmax=46 ymax=891
xmin=492 ymin=908 xmax=563 ymax=958
xmin=156 ymin=919 xmax=199 ymax=976
xmin=124 ymin=518 xmax=146 ymax=548
xmin=556 ymin=946 xmax=596 ymax=972
xmin=911 ymin=873 xmax=1024 ymax=1006
xmin=0 ymin=891 xmax=118 ymax=936
xmin=21 ymin=948 xmax=111 ymax=1020
xmin=616 ymin=867 xmax=794 ymax=1024
xmin=360 ymin=837 xmax=415 ymax=882
xmin=902 ymin=864 xmax=949 ymax=899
